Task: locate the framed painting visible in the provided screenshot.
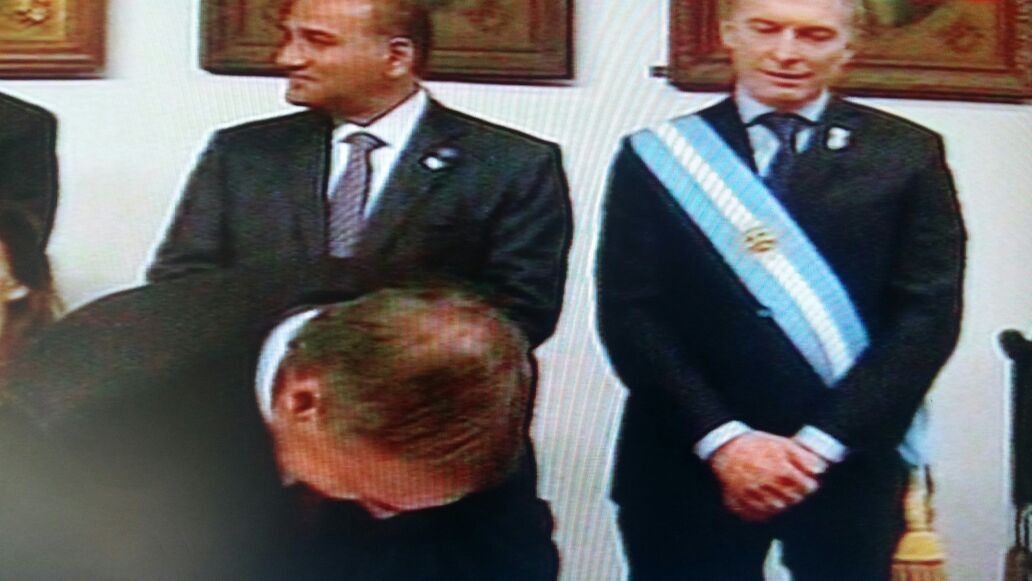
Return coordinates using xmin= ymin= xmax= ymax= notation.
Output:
xmin=201 ymin=0 xmax=573 ymax=81
xmin=0 ymin=0 xmax=106 ymax=78
xmin=668 ymin=0 xmax=1032 ymax=101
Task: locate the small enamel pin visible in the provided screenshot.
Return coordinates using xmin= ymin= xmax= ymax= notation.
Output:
xmin=420 ymin=147 xmax=460 ymax=171
xmin=826 ymin=126 xmax=851 ymax=151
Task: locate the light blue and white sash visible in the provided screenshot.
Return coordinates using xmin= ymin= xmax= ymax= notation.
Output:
xmin=629 ymin=115 xmax=926 ymax=465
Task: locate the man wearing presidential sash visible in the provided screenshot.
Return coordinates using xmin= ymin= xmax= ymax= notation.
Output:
xmin=596 ymin=0 xmax=965 ymax=579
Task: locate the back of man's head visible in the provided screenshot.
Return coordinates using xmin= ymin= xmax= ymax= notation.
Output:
xmin=276 ymin=287 xmax=531 ymax=495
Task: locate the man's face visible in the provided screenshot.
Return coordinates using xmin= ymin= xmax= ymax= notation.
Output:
xmin=721 ymin=0 xmax=855 ymax=110
xmin=275 ymin=0 xmax=392 ymax=116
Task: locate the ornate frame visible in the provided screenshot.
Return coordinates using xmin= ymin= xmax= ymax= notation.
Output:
xmin=201 ymin=0 xmax=573 ymax=81
xmin=669 ymin=0 xmax=1032 ymax=101
xmin=0 ymin=0 xmax=107 ymax=78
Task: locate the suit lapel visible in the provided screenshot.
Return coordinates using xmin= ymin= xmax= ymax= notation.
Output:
xmin=281 ymin=112 xmax=334 ymax=259
xmin=358 ymin=100 xmax=468 ymax=256
xmin=698 ymin=97 xmax=758 ymax=173
xmin=789 ymin=97 xmax=864 ymax=205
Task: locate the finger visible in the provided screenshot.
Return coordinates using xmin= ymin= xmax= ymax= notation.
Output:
xmin=787 ymin=446 xmax=828 ymax=476
xmin=755 ymin=481 xmax=804 ymax=511
xmin=741 ymin=483 xmax=798 ymax=518
xmin=727 ymin=496 xmax=774 ymax=523
xmin=776 ymin=470 xmax=819 ymax=498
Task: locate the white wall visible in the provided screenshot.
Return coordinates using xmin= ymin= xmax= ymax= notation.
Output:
xmin=3 ymin=0 xmax=1030 ymax=578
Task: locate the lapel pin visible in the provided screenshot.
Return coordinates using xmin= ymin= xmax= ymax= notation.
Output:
xmin=421 ymin=147 xmax=460 ymax=171
xmin=826 ymin=126 xmax=851 ymax=151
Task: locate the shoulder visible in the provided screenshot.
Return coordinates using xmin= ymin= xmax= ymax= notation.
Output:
xmin=830 ymin=97 xmax=944 ymax=149
xmin=209 ymin=109 xmax=329 ymax=146
xmin=620 ymin=96 xmax=733 ymax=144
xmin=0 ymin=92 xmax=56 ymax=132
xmin=431 ymin=102 xmax=560 ymax=159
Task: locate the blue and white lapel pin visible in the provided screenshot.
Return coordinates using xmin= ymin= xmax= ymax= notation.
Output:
xmin=826 ymin=126 xmax=852 ymax=151
xmin=421 ymin=146 xmax=461 ymax=171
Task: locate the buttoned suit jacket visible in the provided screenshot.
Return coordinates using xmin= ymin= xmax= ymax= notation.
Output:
xmin=147 ymin=100 xmax=572 ymax=349
xmin=596 ymin=96 xmax=966 ymax=506
xmin=0 ymin=92 xmax=58 ymax=246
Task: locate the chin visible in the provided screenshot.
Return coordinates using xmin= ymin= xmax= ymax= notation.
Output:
xmin=758 ymin=87 xmax=817 ymax=110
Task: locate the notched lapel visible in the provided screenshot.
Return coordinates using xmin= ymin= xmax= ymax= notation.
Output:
xmin=359 ymin=101 xmax=468 ymax=255
xmin=699 ymin=97 xmax=759 ymax=173
xmin=791 ymin=98 xmax=864 ymax=202
xmin=280 ymin=113 xmax=334 ymax=258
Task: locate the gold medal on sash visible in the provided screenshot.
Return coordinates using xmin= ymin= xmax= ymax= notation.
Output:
xmin=743 ymin=226 xmax=777 ymax=254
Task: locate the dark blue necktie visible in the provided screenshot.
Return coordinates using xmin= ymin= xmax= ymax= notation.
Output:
xmin=754 ymin=112 xmax=810 ymax=200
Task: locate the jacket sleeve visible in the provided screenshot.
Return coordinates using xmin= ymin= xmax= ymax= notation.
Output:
xmin=481 ymin=143 xmax=572 ymax=348
xmin=0 ymin=105 xmax=58 ymax=246
xmin=596 ymin=140 xmax=739 ymax=449
xmin=146 ymin=134 xmax=232 ymax=282
xmin=808 ymin=133 xmax=966 ymax=452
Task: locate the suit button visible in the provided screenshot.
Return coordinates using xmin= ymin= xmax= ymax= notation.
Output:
xmin=756 ymin=308 xmax=773 ymax=318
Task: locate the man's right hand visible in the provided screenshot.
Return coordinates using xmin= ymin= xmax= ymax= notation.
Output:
xmin=709 ymin=431 xmax=826 ymax=522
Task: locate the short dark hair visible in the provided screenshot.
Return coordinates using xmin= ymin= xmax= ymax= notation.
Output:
xmin=370 ymin=0 xmax=434 ymax=78
xmin=0 ymin=204 xmax=60 ymax=366
xmin=280 ymin=287 xmax=531 ymax=489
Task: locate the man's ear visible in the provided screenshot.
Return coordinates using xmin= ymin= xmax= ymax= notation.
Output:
xmin=385 ymin=37 xmax=416 ymax=78
xmin=274 ymin=368 xmax=324 ymax=424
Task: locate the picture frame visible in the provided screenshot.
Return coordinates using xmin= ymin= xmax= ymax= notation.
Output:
xmin=201 ymin=0 xmax=573 ymax=81
xmin=0 ymin=0 xmax=106 ymax=78
xmin=668 ymin=0 xmax=1032 ymax=101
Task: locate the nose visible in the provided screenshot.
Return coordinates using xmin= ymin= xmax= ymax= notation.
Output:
xmin=771 ymin=30 xmax=801 ymax=64
xmin=275 ymin=37 xmax=305 ymax=70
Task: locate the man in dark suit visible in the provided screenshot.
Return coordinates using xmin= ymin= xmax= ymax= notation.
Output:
xmin=0 ymin=92 xmax=58 ymax=246
xmin=596 ymin=0 xmax=965 ymax=579
xmin=146 ymin=0 xmax=571 ymax=349
xmin=0 ymin=266 xmax=556 ymax=580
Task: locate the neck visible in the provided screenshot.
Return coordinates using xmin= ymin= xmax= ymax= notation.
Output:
xmin=338 ymin=81 xmax=419 ymax=126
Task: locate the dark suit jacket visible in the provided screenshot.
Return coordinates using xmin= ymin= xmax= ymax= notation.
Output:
xmin=0 ymin=263 xmax=557 ymax=580
xmin=147 ymin=100 xmax=572 ymax=349
xmin=0 ymin=92 xmax=58 ymax=246
xmin=0 ymin=263 xmax=342 ymax=579
xmin=596 ymin=97 xmax=966 ymax=505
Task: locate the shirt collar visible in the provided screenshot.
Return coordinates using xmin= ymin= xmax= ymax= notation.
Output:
xmin=735 ymin=89 xmax=830 ymax=125
xmin=333 ymin=88 xmax=429 ymax=148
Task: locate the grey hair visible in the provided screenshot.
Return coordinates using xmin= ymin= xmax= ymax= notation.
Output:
xmin=722 ymin=0 xmax=868 ymax=33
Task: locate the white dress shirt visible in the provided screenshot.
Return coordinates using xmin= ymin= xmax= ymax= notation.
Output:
xmin=328 ymin=89 xmax=429 ymax=217
xmin=693 ymin=89 xmax=848 ymax=465
xmin=735 ymin=89 xmax=830 ymax=177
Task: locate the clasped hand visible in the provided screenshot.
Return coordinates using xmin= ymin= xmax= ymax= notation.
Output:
xmin=709 ymin=431 xmax=826 ymax=522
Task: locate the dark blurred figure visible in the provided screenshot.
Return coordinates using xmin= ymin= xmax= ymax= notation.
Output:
xmin=0 ymin=93 xmax=59 ymax=248
xmin=0 ymin=265 xmax=554 ymax=580
xmin=0 ymin=205 xmax=60 ymax=375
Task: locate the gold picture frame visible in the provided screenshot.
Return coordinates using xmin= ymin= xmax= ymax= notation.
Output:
xmin=669 ymin=0 xmax=1032 ymax=101
xmin=0 ymin=0 xmax=107 ymax=78
xmin=200 ymin=0 xmax=573 ymax=81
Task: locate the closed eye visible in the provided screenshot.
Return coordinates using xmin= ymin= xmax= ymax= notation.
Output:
xmin=747 ymin=19 xmax=782 ymax=35
xmin=797 ymin=27 xmax=838 ymax=42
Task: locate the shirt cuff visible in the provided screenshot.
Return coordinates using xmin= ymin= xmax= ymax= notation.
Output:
xmin=694 ymin=421 xmax=752 ymax=460
xmin=794 ymin=426 xmax=849 ymax=463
